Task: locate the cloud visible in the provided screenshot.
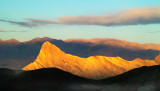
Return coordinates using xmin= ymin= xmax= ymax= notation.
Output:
xmin=0 ymin=7 xmax=160 ymax=27
xmin=57 ymin=7 xmax=160 ymax=26
xmin=25 ymin=18 xmax=56 ymax=24
xmin=0 ymin=19 xmax=37 ymax=27
xmin=0 ymin=19 xmax=55 ymax=28
xmin=0 ymin=29 xmax=26 ymax=32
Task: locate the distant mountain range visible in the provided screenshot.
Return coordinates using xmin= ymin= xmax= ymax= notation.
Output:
xmin=0 ymin=37 xmax=159 ymax=69
xmin=23 ymin=41 xmax=160 ymax=79
xmin=65 ymin=38 xmax=160 ymax=51
xmin=1 ymin=37 xmax=160 ymax=91
xmin=1 ymin=65 xmax=160 ymax=91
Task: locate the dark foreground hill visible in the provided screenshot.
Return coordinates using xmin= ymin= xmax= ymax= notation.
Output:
xmin=1 ymin=65 xmax=160 ymax=91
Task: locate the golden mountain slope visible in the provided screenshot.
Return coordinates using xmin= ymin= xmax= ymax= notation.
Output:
xmin=22 ymin=41 xmax=160 ymax=79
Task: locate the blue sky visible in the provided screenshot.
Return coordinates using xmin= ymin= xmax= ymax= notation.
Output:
xmin=0 ymin=0 xmax=160 ymax=43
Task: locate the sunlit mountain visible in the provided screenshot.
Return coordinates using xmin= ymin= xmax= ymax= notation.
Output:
xmin=23 ymin=41 xmax=160 ymax=79
xmin=0 ymin=37 xmax=159 ymax=69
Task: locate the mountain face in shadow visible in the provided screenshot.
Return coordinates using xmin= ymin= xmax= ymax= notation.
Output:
xmin=23 ymin=41 xmax=160 ymax=79
xmin=1 ymin=65 xmax=160 ymax=91
xmin=0 ymin=37 xmax=159 ymax=69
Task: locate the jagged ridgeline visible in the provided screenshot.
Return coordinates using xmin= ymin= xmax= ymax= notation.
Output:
xmin=23 ymin=41 xmax=160 ymax=79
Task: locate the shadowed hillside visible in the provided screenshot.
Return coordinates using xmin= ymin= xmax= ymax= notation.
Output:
xmin=1 ymin=65 xmax=160 ymax=91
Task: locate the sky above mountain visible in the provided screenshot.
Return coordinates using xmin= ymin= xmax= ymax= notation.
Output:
xmin=0 ymin=0 xmax=160 ymax=43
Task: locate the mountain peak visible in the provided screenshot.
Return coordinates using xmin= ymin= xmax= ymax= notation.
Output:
xmin=23 ymin=41 xmax=66 ymax=70
xmin=0 ymin=39 xmax=3 ymax=43
xmin=4 ymin=39 xmax=20 ymax=44
xmin=41 ymin=41 xmax=62 ymax=51
xmin=5 ymin=39 xmax=19 ymax=42
xmin=41 ymin=41 xmax=63 ymax=54
xmin=23 ymin=42 xmax=160 ymax=79
xmin=33 ymin=37 xmax=53 ymax=41
xmin=24 ymin=37 xmax=54 ymax=43
xmin=42 ymin=41 xmax=52 ymax=46
xmin=65 ymin=38 xmax=160 ymax=51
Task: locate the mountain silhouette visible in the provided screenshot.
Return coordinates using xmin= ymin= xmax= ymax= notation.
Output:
xmin=1 ymin=65 xmax=160 ymax=91
xmin=65 ymin=38 xmax=160 ymax=51
xmin=23 ymin=41 xmax=160 ymax=79
xmin=0 ymin=39 xmax=20 ymax=45
xmin=0 ymin=37 xmax=159 ymax=69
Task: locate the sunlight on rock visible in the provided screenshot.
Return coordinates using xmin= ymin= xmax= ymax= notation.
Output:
xmin=23 ymin=41 xmax=160 ymax=79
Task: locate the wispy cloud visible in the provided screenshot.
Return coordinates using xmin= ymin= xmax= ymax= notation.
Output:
xmin=57 ymin=7 xmax=160 ymax=26
xmin=25 ymin=18 xmax=56 ymax=24
xmin=0 ymin=19 xmax=37 ymax=27
xmin=0 ymin=29 xmax=26 ymax=32
xmin=0 ymin=7 xmax=160 ymax=27
xmin=0 ymin=19 xmax=55 ymax=28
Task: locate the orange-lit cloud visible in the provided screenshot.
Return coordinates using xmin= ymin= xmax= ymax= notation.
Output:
xmin=1 ymin=7 xmax=160 ymax=27
xmin=58 ymin=7 xmax=160 ymax=26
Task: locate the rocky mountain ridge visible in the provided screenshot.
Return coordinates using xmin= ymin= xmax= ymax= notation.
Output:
xmin=23 ymin=41 xmax=160 ymax=79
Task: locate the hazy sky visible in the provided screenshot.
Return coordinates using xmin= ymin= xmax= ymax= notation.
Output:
xmin=0 ymin=0 xmax=160 ymax=44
